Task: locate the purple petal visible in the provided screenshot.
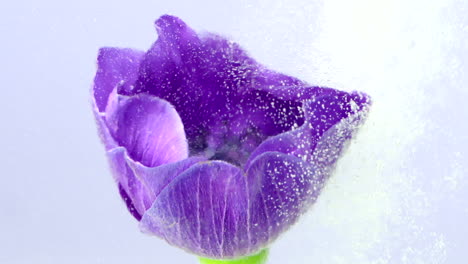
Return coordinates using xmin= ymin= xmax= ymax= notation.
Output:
xmin=140 ymin=152 xmax=322 ymax=259
xmin=140 ymin=161 xmax=251 ymax=258
xmin=247 ymin=88 xmax=371 ymax=166
xmin=304 ymin=90 xmax=370 ymax=140
xmin=105 ymin=91 xmax=188 ymax=167
xmin=93 ymin=47 xmax=144 ymax=112
xmin=92 ymin=110 xmax=118 ymax=151
xmin=134 ymin=16 xmax=255 ymax=148
xmin=107 ymin=148 xmax=204 ymax=220
xmin=118 ymin=182 xmax=144 ymax=221
xmin=307 ymin=92 xmax=370 ymax=173
xmin=107 ymin=147 xmax=151 ymax=219
xmin=126 ymin=156 xmax=206 ymax=204
xmin=244 ymin=126 xmax=311 ymax=169
xmin=132 ymin=15 xmax=309 ymax=166
xmin=245 ymin=152 xmax=321 ymax=252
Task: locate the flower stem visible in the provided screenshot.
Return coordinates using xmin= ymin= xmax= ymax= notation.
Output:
xmin=198 ymin=249 xmax=269 ymax=264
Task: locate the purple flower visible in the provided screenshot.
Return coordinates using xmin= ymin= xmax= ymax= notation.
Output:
xmin=92 ymin=15 xmax=371 ymax=259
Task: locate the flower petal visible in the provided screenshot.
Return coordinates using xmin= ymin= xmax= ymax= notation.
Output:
xmin=126 ymin=156 xmax=206 ymax=204
xmin=105 ymin=91 xmax=189 ymax=167
xmin=93 ymin=47 xmax=144 ymax=112
xmin=107 ymin=148 xmax=204 ymax=221
xmin=140 ymin=161 xmax=251 ymax=259
xmin=131 ymin=15 xmax=311 ymax=165
xmin=107 ymin=147 xmax=150 ymax=220
xmin=304 ymin=90 xmax=370 ymax=140
xmin=92 ymin=110 xmax=118 ymax=151
xmin=118 ymin=183 xmax=143 ymax=221
xmin=139 ymin=152 xmax=323 ymax=259
xmin=245 ymin=152 xmax=321 ymax=252
xmin=244 ymin=126 xmax=311 ymax=169
xmin=306 ymin=91 xmax=370 ymax=173
xmin=247 ymin=89 xmax=371 ymax=166
xmin=134 ymin=16 xmax=251 ymax=150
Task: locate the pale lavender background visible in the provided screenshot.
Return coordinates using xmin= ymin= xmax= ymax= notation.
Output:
xmin=1 ymin=0 xmax=467 ymax=263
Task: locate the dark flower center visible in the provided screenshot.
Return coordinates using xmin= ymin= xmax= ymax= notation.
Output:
xmin=183 ymin=90 xmax=305 ymax=167
xmin=205 ymin=127 xmax=265 ymax=167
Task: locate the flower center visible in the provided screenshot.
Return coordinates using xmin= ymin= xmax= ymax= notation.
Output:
xmin=186 ymin=92 xmax=305 ymax=168
xmin=205 ymin=128 xmax=266 ymax=167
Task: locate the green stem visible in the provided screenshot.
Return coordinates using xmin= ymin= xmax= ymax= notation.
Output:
xmin=198 ymin=249 xmax=269 ymax=264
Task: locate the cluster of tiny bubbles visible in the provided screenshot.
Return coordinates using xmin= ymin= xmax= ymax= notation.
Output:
xmin=255 ymin=0 xmax=468 ymax=263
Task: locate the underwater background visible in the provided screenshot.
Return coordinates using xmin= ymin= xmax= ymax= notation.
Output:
xmin=1 ymin=0 xmax=467 ymax=263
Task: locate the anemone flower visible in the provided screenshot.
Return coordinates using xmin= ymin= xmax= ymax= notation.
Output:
xmin=92 ymin=14 xmax=371 ymax=264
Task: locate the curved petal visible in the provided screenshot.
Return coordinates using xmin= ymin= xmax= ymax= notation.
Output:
xmin=93 ymin=47 xmax=144 ymax=112
xmin=105 ymin=91 xmax=189 ymax=167
xmin=92 ymin=110 xmax=118 ymax=151
xmin=140 ymin=161 xmax=251 ymax=259
xmin=132 ymin=15 xmax=308 ymax=163
xmin=107 ymin=147 xmax=150 ymax=220
xmin=244 ymin=126 xmax=311 ymax=169
xmin=134 ymin=16 xmax=256 ymax=148
xmin=252 ymin=68 xmax=305 ymax=92
xmin=139 ymin=152 xmax=324 ymax=259
xmin=126 ymin=156 xmax=207 ymax=204
xmin=304 ymin=90 xmax=370 ymax=139
xmin=247 ymin=89 xmax=371 ymax=166
xmin=107 ymin=148 xmax=204 ymax=221
xmin=245 ymin=152 xmax=321 ymax=253
xmin=118 ymin=183 xmax=142 ymax=221
xmin=309 ymin=98 xmax=370 ymax=174
xmin=254 ymin=84 xmax=339 ymax=102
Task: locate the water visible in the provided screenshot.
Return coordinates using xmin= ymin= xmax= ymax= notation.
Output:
xmin=0 ymin=0 xmax=466 ymax=263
